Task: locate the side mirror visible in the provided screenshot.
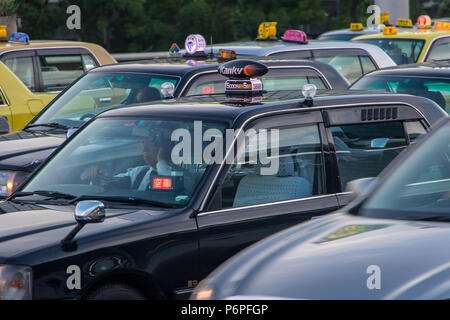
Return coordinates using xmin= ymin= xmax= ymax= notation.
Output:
xmin=345 ymin=177 xmax=377 ymax=199
xmin=0 ymin=117 xmax=11 ymax=135
xmin=75 ymin=200 xmax=105 ymax=223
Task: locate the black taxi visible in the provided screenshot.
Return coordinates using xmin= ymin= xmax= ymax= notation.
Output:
xmin=0 ymin=52 xmax=347 ymax=199
xmin=0 ymin=60 xmax=446 ymax=300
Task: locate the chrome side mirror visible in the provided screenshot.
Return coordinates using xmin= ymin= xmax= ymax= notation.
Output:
xmin=75 ymin=200 xmax=105 ymax=223
xmin=345 ymin=177 xmax=377 ymax=199
xmin=66 ymin=128 xmax=78 ymax=139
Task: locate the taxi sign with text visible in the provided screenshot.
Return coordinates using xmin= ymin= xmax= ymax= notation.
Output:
xmin=417 ymin=15 xmax=432 ymax=28
xmin=396 ymin=19 xmax=413 ymax=28
xmin=281 ymin=30 xmax=307 ymax=43
xmin=350 ymin=23 xmax=364 ymax=31
xmin=218 ymin=60 xmax=268 ymax=79
xmin=383 ymin=26 xmax=397 ymax=35
xmin=184 ymin=34 xmax=206 ymax=55
xmin=434 ymin=21 xmax=450 ymax=30
xmin=257 ymin=22 xmax=277 ymax=40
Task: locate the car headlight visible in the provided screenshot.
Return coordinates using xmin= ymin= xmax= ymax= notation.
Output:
xmin=0 ymin=171 xmax=29 ymax=197
xmin=0 ymin=265 xmax=33 ymax=300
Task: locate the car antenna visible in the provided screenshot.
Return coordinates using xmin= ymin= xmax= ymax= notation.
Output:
xmin=209 ymin=35 xmax=214 ymax=59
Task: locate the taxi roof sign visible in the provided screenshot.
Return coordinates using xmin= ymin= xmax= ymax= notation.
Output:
xmin=0 ymin=25 xmax=6 ymax=39
xmin=417 ymin=15 xmax=431 ymax=28
xmin=256 ymin=22 xmax=277 ymax=40
xmin=350 ymin=23 xmax=364 ymax=31
xmin=184 ymin=34 xmax=206 ymax=56
xmin=169 ymin=43 xmax=181 ymax=57
xmin=434 ymin=21 xmax=450 ymax=30
xmin=383 ymin=26 xmax=397 ymax=35
xmin=281 ymin=30 xmax=307 ymax=43
xmin=9 ymin=32 xmax=30 ymax=44
xmin=380 ymin=12 xmax=390 ymax=24
xmin=218 ymin=49 xmax=236 ymax=62
xmin=396 ymin=19 xmax=413 ymax=28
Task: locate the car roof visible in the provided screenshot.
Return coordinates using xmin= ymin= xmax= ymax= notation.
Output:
xmin=361 ymin=59 xmax=450 ymax=77
xmin=353 ymin=29 xmax=450 ymax=41
xmin=318 ymin=28 xmax=381 ymax=38
xmin=98 ymin=90 xmax=446 ymax=127
xmin=89 ymin=58 xmax=344 ymax=78
xmin=0 ymin=40 xmax=102 ymax=54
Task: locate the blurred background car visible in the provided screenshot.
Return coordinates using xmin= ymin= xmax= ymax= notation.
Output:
xmin=192 ymin=118 xmax=450 ymax=300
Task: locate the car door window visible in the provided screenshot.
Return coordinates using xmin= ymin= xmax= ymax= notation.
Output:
xmin=39 ymin=54 xmax=88 ymax=92
xmin=425 ymin=37 xmax=450 ymax=62
xmin=221 ymin=123 xmax=326 ymax=209
xmin=331 ymin=121 xmax=409 ymax=189
xmin=3 ymin=56 xmax=36 ymax=92
xmin=315 ymin=54 xmax=363 ymax=83
xmin=360 ymin=55 xmax=377 ymax=74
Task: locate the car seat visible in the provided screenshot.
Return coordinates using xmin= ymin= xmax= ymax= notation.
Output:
xmin=232 ymin=155 xmax=311 ymax=207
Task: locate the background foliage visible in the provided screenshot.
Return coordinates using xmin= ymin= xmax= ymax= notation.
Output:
xmin=0 ymin=0 xmax=447 ymax=53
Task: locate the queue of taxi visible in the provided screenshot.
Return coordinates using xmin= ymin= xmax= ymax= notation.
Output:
xmin=0 ymin=13 xmax=448 ymax=301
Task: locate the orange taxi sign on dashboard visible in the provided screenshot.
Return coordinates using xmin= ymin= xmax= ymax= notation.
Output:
xmin=417 ymin=15 xmax=431 ymax=28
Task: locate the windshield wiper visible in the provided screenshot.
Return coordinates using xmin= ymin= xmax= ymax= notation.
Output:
xmin=24 ymin=122 xmax=70 ymax=131
xmin=8 ymin=190 xmax=77 ymax=201
xmin=69 ymin=195 xmax=176 ymax=208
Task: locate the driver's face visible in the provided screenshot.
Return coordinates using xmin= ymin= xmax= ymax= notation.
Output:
xmin=141 ymin=139 xmax=159 ymax=167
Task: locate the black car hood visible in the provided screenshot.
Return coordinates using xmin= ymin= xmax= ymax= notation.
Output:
xmin=0 ymin=200 xmax=177 ymax=264
xmin=0 ymin=131 xmax=65 ymax=171
xmin=209 ymin=213 xmax=450 ymax=300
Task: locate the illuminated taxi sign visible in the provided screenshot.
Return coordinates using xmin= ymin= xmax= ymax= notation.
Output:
xmin=396 ymin=19 xmax=413 ymax=28
xmin=383 ymin=26 xmax=397 ymax=35
xmin=218 ymin=60 xmax=268 ymax=79
xmin=434 ymin=21 xmax=450 ymax=30
xmin=184 ymin=34 xmax=207 ymax=56
xmin=350 ymin=23 xmax=364 ymax=31
xmin=218 ymin=49 xmax=236 ymax=62
xmin=380 ymin=12 xmax=390 ymax=24
xmin=0 ymin=25 xmax=6 ymax=39
xmin=281 ymin=30 xmax=307 ymax=44
xmin=152 ymin=177 xmax=173 ymax=190
xmin=256 ymin=22 xmax=277 ymax=40
xmin=219 ymin=60 xmax=268 ymax=96
xmin=9 ymin=32 xmax=30 ymax=44
xmin=417 ymin=15 xmax=431 ymax=28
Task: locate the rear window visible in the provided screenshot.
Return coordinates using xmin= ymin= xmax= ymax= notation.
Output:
xmin=184 ymin=68 xmax=328 ymax=96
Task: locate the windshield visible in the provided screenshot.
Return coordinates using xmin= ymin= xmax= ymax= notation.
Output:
xmin=354 ymin=38 xmax=425 ymax=64
xmin=318 ymin=34 xmax=355 ymax=41
xmin=20 ymin=118 xmax=227 ymax=207
xmin=351 ymin=75 xmax=450 ymax=113
xmin=32 ymin=72 xmax=180 ymax=129
xmin=360 ymin=123 xmax=450 ymax=220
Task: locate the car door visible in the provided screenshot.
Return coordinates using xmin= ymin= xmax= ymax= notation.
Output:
xmin=322 ymin=105 xmax=429 ymax=208
xmin=0 ymin=84 xmax=12 ymax=131
xmin=195 ymin=111 xmax=340 ymax=280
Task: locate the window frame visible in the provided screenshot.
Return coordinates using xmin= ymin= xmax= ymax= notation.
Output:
xmin=0 ymin=85 xmax=9 ymax=107
xmin=424 ymin=35 xmax=450 ymax=62
xmin=199 ymin=110 xmax=333 ymax=214
xmin=0 ymin=50 xmax=39 ymax=92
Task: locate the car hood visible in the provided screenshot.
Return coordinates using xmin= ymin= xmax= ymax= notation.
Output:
xmin=0 ymin=131 xmax=65 ymax=171
xmin=0 ymin=200 xmax=177 ymax=264
xmin=208 ymin=213 xmax=450 ymax=300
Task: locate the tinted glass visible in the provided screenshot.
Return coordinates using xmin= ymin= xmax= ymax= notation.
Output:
xmin=332 ymin=121 xmax=408 ymax=189
xmin=4 ymin=56 xmax=35 ymax=91
xmin=355 ymin=39 xmax=425 ymax=64
xmin=351 ymin=75 xmax=450 ymax=112
xmin=361 ymin=123 xmax=450 ymax=220
xmin=425 ymin=37 xmax=450 ymax=61
xmin=221 ymin=124 xmax=326 ymax=209
xmin=33 ymin=72 xmax=180 ymax=128
xmin=22 ymin=118 xmax=226 ymax=207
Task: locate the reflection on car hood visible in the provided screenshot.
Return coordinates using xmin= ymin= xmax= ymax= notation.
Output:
xmin=210 ymin=213 xmax=450 ymax=300
xmin=0 ymin=131 xmax=64 ymax=171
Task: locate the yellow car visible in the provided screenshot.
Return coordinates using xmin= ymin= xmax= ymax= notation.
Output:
xmin=0 ymin=32 xmax=116 ymax=132
xmin=352 ymin=18 xmax=450 ymax=65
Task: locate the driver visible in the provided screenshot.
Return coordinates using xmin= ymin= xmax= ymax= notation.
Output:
xmin=82 ymin=135 xmax=172 ymax=190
